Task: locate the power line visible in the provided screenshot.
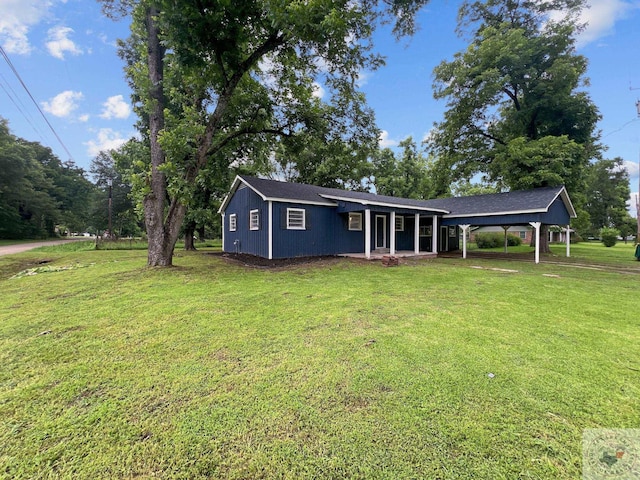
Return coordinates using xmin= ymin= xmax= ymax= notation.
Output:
xmin=0 ymin=72 xmax=46 ymax=142
xmin=0 ymin=45 xmax=75 ymax=162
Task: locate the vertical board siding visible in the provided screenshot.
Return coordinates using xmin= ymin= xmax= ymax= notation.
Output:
xmin=272 ymin=202 xmax=363 ymax=258
xmin=222 ymin=186 xmax=268 ymax=257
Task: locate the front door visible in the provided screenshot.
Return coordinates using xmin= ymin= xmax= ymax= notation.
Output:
xmin=439 ymin=226 xmax=449 ymax=252
xmin=375 ymin=215 xmax=387 ymax=249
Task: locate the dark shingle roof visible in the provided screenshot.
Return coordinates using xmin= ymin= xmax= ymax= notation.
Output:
xmin=220 ymin=175 xmax=574 ymax=218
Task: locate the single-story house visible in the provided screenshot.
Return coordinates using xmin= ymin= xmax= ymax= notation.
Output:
xmin=219 ymin=175 xmax=577 ymax=263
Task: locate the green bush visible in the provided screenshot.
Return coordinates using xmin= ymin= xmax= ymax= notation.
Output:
xmin=600 ymin=227 xmax=620 ymax=248
xmin=475 ymin=232 xmax=522 ymax=249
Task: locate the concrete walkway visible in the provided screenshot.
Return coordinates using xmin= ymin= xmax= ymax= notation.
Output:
xmin=0 ymin=238 xmax=91 ymax=257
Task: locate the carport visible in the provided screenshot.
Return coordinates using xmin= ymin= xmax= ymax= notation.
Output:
xmin=423 ymin=186 xmax=577 ymax=264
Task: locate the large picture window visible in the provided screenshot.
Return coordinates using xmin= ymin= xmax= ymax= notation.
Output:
xmin=348 ymin=212 xmax=362 ymax=231
xmin=229 ymin=214 xmax=237 ymax=232
xmin=250 ymin=209 xmax=259 ymax=230
xmin=287 ymin=208 xmax=305 ymax=230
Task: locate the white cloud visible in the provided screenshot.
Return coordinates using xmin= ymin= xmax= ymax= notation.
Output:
xmin=379 ymin=130 xmax=398 ymax=148
xmin=0 ymin=0 xmax=52 ymax=55
xmin=100 ymin=95 xmax=131 ymax=120
xmin=41 ymin=90 xmax=83 ymax=118
xmin=46 ymin=25 xmax=82 ymax=59
xmin=623 ymin=159 xmax=640 ymax=177
xmin=550 ymin=0 xmax=638 ymax=48
xmin=312 ymin=82 xmax=325 ymax=100
xmin=85 ymin=128 xmax=127 ymax=157
xmin=78 ymin=114 xmax=90 ymax=122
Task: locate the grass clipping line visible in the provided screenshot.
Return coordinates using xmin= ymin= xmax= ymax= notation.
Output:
xmin=10 ymin=263 xmax=94 ymax=279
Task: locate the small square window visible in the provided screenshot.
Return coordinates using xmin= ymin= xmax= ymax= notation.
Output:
xmin=519 ymin=231 xmax=527 ymax=239
xmin=348 ymin=212 xmax=362 ymax=231
xmin=229 ymin=214 xmax=237 ymax=232
xmin=395 ymin=216 xmax=404 ymax=232
xmin=250 ymin=209 xmax=259 ymax=230
xmin=287 ymin=208 xmax=305 ymax=230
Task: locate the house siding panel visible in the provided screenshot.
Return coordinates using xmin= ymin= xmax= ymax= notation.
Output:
xmin=223 ymin=186 xmax=268 ymax=257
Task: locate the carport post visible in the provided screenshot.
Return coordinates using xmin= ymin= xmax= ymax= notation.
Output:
xmin=460 ymin=225 xmax=471 ymax=259
xmin=566 ymin=225 xmax=571 ymax=258
xmin=529 ymin=222 xmax=541 ymax=264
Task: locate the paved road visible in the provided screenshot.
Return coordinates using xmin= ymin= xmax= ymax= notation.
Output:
xmin=0 ymin=238 xmax=92 ymax=257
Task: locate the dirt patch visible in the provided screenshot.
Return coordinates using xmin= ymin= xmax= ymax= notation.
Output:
xmin=209 ymin=252 xmax=344 ymax=269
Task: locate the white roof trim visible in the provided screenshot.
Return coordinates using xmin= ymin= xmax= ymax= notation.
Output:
xmin=319 ymin=194 xmax=450 ymax=214
xmin=444 ymin=207 xmax=548 ymax=219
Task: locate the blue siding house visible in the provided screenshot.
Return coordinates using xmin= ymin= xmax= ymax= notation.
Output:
xmin=219 ymin=176 xmax=577 ymax=263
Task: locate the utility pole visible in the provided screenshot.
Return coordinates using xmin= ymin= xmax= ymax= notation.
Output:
xmin=107 ymin=178 xmax=113 ymax=238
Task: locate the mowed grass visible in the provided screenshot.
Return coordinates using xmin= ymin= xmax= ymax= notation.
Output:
xmin=0 ymin=243 xmax=639 ymax=479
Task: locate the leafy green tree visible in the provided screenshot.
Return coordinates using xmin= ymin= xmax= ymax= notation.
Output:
xmin=103 ymin=0 xmax=430 ymax=266
xmin=90 ymin=150 xmax=140 ymax=237
xmin=0 ymin=118 xmax=94 ymax=238
xmin=430 ymin=0 xmax=600 ymax=251
xmin=371 ymin=137 xmax=434 ymax=199
xmin=584 ymin=157 xmax=632 ymax=235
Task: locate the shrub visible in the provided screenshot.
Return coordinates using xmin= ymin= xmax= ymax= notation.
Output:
xmin=475 ymin=232 xmax=522 ymax=249
xmin=600 ymin=227 xmax=620 ymax=248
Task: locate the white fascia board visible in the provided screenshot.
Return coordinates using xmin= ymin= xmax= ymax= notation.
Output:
xmin=556 ymin=187 xmax=577 ymax=218
xmin=319 ymin=194 xmax=449 ymax=214
xmin=443 ymin=208 xmax=546 ymax=219
xmin=218 ymin=176 xmax=255 ymax=213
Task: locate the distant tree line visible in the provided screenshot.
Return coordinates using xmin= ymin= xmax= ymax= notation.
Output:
xmin=0 ymin=117 xmax=140 ymax=239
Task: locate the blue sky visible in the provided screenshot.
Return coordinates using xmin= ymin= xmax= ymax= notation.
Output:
xmin=1 ymin=0 xmax=639 ymax=215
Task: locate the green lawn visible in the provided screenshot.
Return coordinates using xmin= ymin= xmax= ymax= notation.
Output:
xmin=0 ymin=243 xmax=638 ymax=479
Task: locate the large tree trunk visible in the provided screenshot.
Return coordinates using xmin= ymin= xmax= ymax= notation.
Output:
xmin=143 ymin=5 xmax=185 ymax=266
xmin=184 ymin=221 xmax=197 ymax=251
xmin=529 ymin=224 xmax=551 ymax=254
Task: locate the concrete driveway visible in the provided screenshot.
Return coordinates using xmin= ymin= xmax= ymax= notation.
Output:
xmin=0 ymin=238 xmax=92 ymax=257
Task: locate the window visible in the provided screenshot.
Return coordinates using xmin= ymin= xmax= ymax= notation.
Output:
xmin=519 ymin=231 xmax=527 ymax=239
xmin=449 ymin=226 xmax=456 ymax=237
xmin=250 ymin=209 xmax=259 ymax=230
xmin=348 ymin=212 xmax=362 ymax=231
xmin=395 ymin=216 xmax=404 ymax=232
xmin=229 ymin=214 xmax=237 ymax=232
xmin=287 ymin=208 xmax=305 ymax=230
xmin=420 ymin=225 xmax=432 ymax=237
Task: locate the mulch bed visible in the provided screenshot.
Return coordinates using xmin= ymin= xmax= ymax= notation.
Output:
xmin=208 ymin=252 xmax=344 ymax=269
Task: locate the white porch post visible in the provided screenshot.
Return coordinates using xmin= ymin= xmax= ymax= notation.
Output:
xmin=390 ymin=211 xmax=396 ymax=255
xmin=414 ymin=213 xmax=420 ymax=254
xmin=460 ymin=224 xmax=471 ymax=259
xmin=529 ymin=222 xmax=542 ymax=264
xmin=566 ymin=224 xmax=571 ymax=258
xmin=432 ymin=216 xmax=438 ymax=254
xmin=365 ymin=209 xmax=371 ymax=259
xmin=267 ymin=201 xmax=273 ymax=260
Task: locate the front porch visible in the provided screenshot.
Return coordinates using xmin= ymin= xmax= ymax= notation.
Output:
xmin=339 ymin=250 xmax=439 ymax=260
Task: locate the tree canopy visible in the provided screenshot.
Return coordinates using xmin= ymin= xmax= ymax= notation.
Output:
xmin=430 ymin=0 xmax=600 ymax=195
xmin=104 ymin=0 xmax=431 ymax=265
xmin=0 ymin=118 xmax=95 ymax=239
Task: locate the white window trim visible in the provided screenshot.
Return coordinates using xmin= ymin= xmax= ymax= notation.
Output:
xmin=250 ymin=209 xmax=259 ymax=230
xmin=395 ymin=215 xmax=404 ymax=232
xmin=287 ymin=208 xmax=306 ymax=230
xmin=229 ymin=213 xmax=237 ymax=232
xmin=348 ymin=212 xmax=362 ymax=231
